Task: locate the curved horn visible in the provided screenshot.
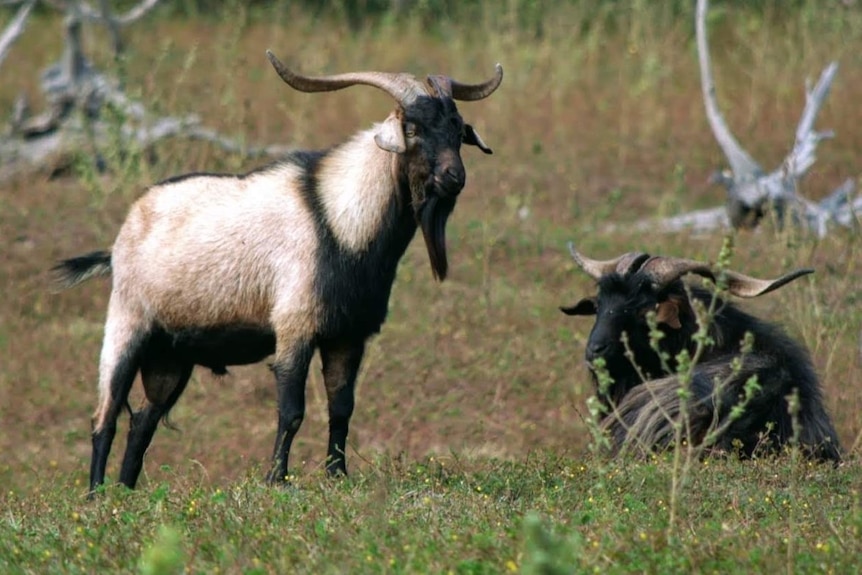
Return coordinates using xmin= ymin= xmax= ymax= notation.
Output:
xmin=266 ymin=50 xmax=425 ymax=107
xmin=724 ymin=267 xmax=814 ymax=298
xmin=640 ymin=256 xmax=717 ymax=292
xmin=568 ymin=242 xmax=650 ymax=280
xmin=641 ymin=255 xmax=814 ymax=297
xmin=448 ymin=63 xmax=504 ymax=101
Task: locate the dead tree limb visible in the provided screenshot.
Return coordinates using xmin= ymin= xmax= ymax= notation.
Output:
xmin=696 ymin=0 xmax=849 ymax=234
xmin=1 ymin=0 xmax=288 ymax=184
xmin=51 ymin=0 xmax=162 ymax=26
xmin=0 ymin=0 xmax=35 ymax=69
xmin=627 ymin=0 xmax=856 ymax=237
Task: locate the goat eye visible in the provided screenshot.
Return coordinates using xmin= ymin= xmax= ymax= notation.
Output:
xmin=404 ymin=123 xmax=418 ymax=138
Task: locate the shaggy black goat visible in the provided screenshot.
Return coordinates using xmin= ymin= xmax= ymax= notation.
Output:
xmin=53 ymin=52 xmax=503 ymax=494
xmin=560 ymin=246 xmax=841 ymax=462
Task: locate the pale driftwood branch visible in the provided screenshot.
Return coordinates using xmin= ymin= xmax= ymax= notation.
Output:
xmin=108 ymin=0 xmax=161 ymax=25
xmin=0 ymin=0 xmax=35 ymax=68
xmin=608 ymin=206 xmax=730 ymax=235
xmin=785 ymin=62 xmax=838 ymax=178
xmin=1 ymin=102 xmax=290 ymax=183
xmin=696 ymin=0 xmax=761 ymax=181
xmin=182 ymin=126 xmax=293 ymax=159
xmin=1 ymin=0 xmax=286 ymax=183
xmin=621 ymin=178 xmax=858 ymax=237
xmin=695 ymin=0 xmax=848 ymax=235
xmin=2 ymin=65 xmax=290 ymax=182
xmin=73 ymin=0 xmax=161 ymax=26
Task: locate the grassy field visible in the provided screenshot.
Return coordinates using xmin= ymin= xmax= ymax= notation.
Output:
xmin=2 ymin=1 xmax=862 ymax=572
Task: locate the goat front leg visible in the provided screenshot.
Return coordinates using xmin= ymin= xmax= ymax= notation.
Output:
xmin=320 ymin=338 xmax=365 ymax=476
xmin=267 ymin=340 xmax=314 ymax=484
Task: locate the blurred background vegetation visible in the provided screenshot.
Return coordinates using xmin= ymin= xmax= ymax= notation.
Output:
xmin=23 ymin=0 xmax=858 ymax=29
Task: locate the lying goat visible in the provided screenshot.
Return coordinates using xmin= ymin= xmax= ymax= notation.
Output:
xmin=54 ymin=51 xmax=503 ymax=493
xmin=560 ymin=246 xmax=841 ymax=462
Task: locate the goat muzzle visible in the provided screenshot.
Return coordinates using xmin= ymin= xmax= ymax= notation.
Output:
xmin=435 ymin=167 xmax=466 ymax=198
xmin=433 ymin=152 xmax=466 ymax=199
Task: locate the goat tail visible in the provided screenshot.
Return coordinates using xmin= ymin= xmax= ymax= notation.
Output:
xmin=52 ymin=250 xmax=113 ymax=289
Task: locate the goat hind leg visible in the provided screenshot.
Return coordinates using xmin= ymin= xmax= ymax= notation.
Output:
xmin=118 ymin=352 xmax=193 ymax=489
xmin=89 ymin=321 xmax=147 ymax=494
xmin=320 ymin=338 xmax=365 ymax=477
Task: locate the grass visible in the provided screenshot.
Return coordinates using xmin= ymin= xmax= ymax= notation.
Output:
xmin=1 ymin=0 xmax=862 ymax=572
xmin=2 ymin=453 xmax=860 ymax=574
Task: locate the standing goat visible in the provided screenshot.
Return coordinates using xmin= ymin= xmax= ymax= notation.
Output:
xmin=560 ymin=246 xmax=841 ymax=462
xmin=53 ymin=51 xmax=503 ymax=493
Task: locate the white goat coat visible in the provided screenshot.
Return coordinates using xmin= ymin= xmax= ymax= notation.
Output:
xmin=95 ymin=129 xmax=398 ymax=427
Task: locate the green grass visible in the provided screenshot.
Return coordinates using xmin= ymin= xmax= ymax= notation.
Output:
xmin=2 ymin=0 xmax=862 ymax=572
xmin=2 ymin=453 xmax=859 ymax=574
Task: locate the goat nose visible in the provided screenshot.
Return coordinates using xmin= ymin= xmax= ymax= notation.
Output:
xmin=586 ymin=341 xmax=611 ymax=359
xmin=440 ymin=166 xmax=465 ymax=189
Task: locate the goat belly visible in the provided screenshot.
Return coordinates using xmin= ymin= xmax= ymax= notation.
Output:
xmin=156 ymin=324 xmax=277 ymax=372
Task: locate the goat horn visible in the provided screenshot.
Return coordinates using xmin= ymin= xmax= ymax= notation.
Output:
xmin=266 ymin=50 xmax=425 ymax=107
xmin=724 ymin=268 xmax=814 ymax=297
xmin=446 ymin=63 xmax=504 ymax=101
xmin=641 ymin=256 xmax=814 ymax=297
xmin=568 ymin=242 xmax=650 ymax=280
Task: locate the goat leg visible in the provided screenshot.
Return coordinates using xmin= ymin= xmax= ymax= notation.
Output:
xmin=267 ymin=342 xmax=314 ymax=484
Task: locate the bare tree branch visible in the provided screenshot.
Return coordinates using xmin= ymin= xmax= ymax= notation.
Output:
xmin=695 ymin=0 xmax=847 ymax=235
xmin=628 ymin=17 xmax=852 ymax=241
xmin=111 ymin=0 xmax=162 ymax=25
xmin=696 ymin=0 xmax=762 ymax=181
xmin=0 ymin=106 xmax=290 ymax=183
xmin=785 ymin=62 xmax=838 ymax=178
xmin=608 ymin=206 xmax=730 ymax=235
xmin=1 ymin=0 xmax=287 ymax=184
xmin=622 ymin=178 xmax=858 ymax=237
xmin=181 ymin=126 xmax=293 ymax=159
xmin=74 ymin=0 xmax=161 ymax=26
xmin=0 ymin=0 xmax=35 ymax=69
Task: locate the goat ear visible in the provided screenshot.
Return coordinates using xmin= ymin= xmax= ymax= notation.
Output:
xmin=655 ymin=298 xmax=682 ymax=329
xmin=560 ymin=297 xmax=597 ymax=316
xmin=463 ymin=124 xmax=493 ymax=154
xmin=374 ymin=114 xmax=407 ymax=153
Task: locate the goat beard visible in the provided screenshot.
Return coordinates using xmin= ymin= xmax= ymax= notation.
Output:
xmin=419 ymin=195 xmax=456 ymax=281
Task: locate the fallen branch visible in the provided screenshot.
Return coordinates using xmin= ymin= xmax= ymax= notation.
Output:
xmin=73 ymin=0 xmax=161 ymax=26
xmin=621 ymin=178 xmax=858 ymax=236
xmin=1 ymin=0 xmax=289 ymax=183
xmin=631 ymin=0 xmax=854 ymax=237
xmin=0 ymin=0 xmax=35 ymax=68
